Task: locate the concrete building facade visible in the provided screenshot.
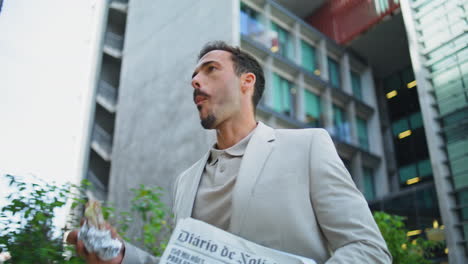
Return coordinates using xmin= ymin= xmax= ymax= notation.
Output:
xmin=400 ymin=0 xmax=468 ymax=261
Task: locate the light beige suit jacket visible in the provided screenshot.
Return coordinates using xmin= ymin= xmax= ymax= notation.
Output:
xmin=123 ymin=122 xmax=392 ymax=264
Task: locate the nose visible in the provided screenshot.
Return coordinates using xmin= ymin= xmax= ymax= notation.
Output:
xmin=191 ymin=76 xmax=201 ymax=89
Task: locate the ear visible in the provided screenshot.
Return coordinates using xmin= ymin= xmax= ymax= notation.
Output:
xmin=240 ymin=72 xmax=256 ymax=95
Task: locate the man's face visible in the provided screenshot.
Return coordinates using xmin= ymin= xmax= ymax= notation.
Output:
xmin=191 ymin=50 xmax=242 ymax=129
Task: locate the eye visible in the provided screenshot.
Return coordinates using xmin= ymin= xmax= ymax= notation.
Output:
xmin=207 ymin=65 xmax=216 ymax=72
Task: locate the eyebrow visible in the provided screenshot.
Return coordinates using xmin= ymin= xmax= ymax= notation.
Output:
xmin=191 ymin=60 xmax=217 ymax=79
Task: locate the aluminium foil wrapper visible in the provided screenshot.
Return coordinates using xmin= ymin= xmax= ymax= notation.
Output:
xmin=78 ymin=200 xmax=122 ymax=261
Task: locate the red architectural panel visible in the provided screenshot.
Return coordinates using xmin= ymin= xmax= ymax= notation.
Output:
xmin=306 ymin=0 xmax=400 ymax=44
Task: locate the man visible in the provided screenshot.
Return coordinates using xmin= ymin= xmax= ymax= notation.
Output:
xmin=68 ymin=41 xmax=392 ymax=263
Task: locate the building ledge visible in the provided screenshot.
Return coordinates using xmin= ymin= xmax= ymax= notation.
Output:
xmin=86 ymin=170 xmax=108 ymax=201
xmin=103 ymin=45 xmax=123 ymax=59
xmin=91 ymin=124 xmax=112 ymax=162
xmin=109 ymin=0 xmax=128 ymax=13
xmin=257 ymin=104 xmax=309 ymax=128
xmin=105 ymin=31 xmax=124 ymax=51
xmin=368 ymin=181 xmax=435 ymax=205
xmin=354 ymin=99 xmax=375 ymax=117
xmin=96 ymin=80 xmax=118 ymax=113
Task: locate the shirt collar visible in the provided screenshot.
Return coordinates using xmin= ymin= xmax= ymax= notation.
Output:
xmin=207 ymin=125 xmax=257 ymax=165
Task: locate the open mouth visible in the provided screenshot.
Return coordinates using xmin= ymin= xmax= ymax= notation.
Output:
xmin=194 ymin=96 xmax=208 ymax=106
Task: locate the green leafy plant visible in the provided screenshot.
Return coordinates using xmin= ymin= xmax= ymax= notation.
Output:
xmin=373 ymin=211 xmax=444 ymax=264
xmin=130 ymin=185 xmax=172 ymax=256
xmin=0 ymin=174 xmax=84 ymax=264
xmin=0 ymin=174 xmax=172 ymax=263
xmin=97 ymin=185 xmax=173 ymax=257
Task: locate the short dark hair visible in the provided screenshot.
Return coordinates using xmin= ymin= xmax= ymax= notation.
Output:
xmin=198 ymin=41 xmax=265 ymax=111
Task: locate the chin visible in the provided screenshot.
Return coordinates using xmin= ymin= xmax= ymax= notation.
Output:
xmin=200 ymin=114 xmax=217 ymax=129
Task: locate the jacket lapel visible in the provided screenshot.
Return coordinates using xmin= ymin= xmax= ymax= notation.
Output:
xmin=177 ymin=151 xmax=210 ymax=220
xmin=230 ymin=122 xmax=276 ymax=234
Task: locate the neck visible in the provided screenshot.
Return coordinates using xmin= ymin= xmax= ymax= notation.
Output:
xmin=215 ymin=115 xmax=257 ymax=150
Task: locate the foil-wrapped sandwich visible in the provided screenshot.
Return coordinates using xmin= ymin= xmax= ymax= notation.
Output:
xmin=78 ymin=200 xmax=123 ymax=261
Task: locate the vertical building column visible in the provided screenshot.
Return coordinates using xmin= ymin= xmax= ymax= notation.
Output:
xmin=400 ymin=1 xmax=465 ymax=262
xmin=363 ymin=67 xmax=389 ymax=198
xmin=322 ymin=87 xmax=334 ymax=133
xmin=318 ymin=39 xmax=333 ymax=132
xmin=363 ymin=67 xmax=380 ymax=153
xmin=293 ymin=22 xmax=305 ymax=122
xmin=341 ymin=54 xmax=353 ymax=95
xmin=231 ymin=0 xmax=241 ymax=46
xmin=347 ymin=101 xmax=358 ymax=145
xmin=318 ymin=40 xmax=328 ymax=81
xmin=342 ymin=54 xmax=354 ymax=143
xmin=361 ymin=65 xmax=373 ymax=106
xmin=264 ymin=2 xmax=272 ymax=31
xmin=263 ymin=56 xmax=274 ymax=108
xmin=293 ymin=22 xmax=301 ymax=64
xmin=375 ymin=79 xmax=400 ymax=193
xmin=352 ymin=152 xmax=364 ymax=192
xmin=296 ymin=74 xmax=306 ymax=122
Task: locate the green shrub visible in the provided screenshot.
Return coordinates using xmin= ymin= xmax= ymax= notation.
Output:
xmin=0 ymin=174 xmax=84 ymax=263
xmin=0 ymin=174 xmax=172 ymax=263
xmin=99 ymin=184 xmax=173 ymax=257
xmin=374 ymin=211 xmax=444 ymax=264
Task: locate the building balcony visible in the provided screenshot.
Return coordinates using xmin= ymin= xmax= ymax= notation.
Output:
xmin=86 ymin=170 xmax=108 ymax=201
xmin=91 ymin=123 xmax=113 ymax=162
xmin=109 ymin=0 xmax=128 ymax=13
xmin=103 ymin=45 xmax=123 ymax=59
xmin=96 ymin=80 xmax=118 ymax=113
xmin=105 ymin=31 xmax=124 ymax=52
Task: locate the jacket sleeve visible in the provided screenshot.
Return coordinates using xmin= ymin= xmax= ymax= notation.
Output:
xmin=121 ymin=241 xmax=160 ymax=264
xmin=308 ymin=129 xmax=392 ymax=264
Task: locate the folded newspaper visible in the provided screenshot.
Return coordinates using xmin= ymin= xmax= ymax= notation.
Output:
xmin=160 ymin=218 xmax=316 ymax=264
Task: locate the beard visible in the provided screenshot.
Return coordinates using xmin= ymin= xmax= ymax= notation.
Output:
xmin=200 ymin=113 xmax=216 ymax=129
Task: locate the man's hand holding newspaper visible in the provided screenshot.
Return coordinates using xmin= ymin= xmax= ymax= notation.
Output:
xmin=159 ymin=218 xmax=316 ymax=264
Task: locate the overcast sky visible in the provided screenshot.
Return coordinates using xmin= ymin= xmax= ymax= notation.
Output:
xmin=0 ymin=0 xmax=106 ymax=225
xmin=0 ymin=0 xmax=103 ymax=188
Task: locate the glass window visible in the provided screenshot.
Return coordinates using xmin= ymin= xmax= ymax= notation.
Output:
xmin=418 ymin=159 xmax=432 ymax=178
xmin=383 ymin=74 xmax=401 ymax=93
xmin=301 ymin=40 xmax=316 ymax=74
xmin=328 ymin=57 xmax=341 ymax=89
xmin=363 ymin=168 xmax=375 ymax=201
xmin=351 ymin=71 xmax=362 ymax=100
xmin=357 ymin=117 xmax=369 ymax=151
xmin=271 ymin=22 xmax=295 ymax=61
xmin=457 ymin=191 xmax=468 ymax=221
xmin=272 ymin=73 xmax=294 ymax=116
xmin=333 ymin=104 xmax=350 ymax=142
xmin=304 ymin=90 xmax=321 ymax=127
xmin=391 ymin=118 xmax=410 ymax=136
xmin=409 ymin=112 xmax=423 ymax=129
xmin=240 ymin=3 xmax=265 ymax=39
xmin=401 ymin=67 xmax=415 ymax=85
xmin=391 ymin=111 xmax=423 ymax=137
xmin=399 ymin=164 xmax=418 ymax=183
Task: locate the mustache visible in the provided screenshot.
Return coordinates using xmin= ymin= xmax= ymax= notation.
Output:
xmin=193 ymin=89 xmax=210 ymax=101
